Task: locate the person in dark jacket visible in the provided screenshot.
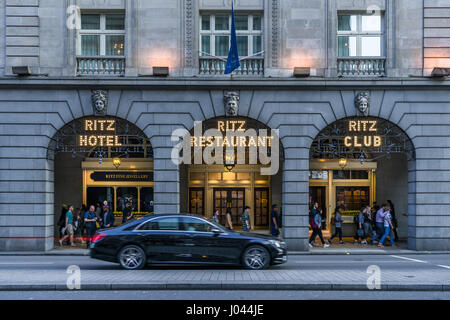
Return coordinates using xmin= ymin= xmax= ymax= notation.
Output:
xmin=84 ymin=205 xmax=98 ymax=249
xmin=328 ymin=208 xmax=344 ymax=244
xmin=309 ymin=202 xmax=329 ymax=248
xmin=270 ymin=204 xmax=280 ymax=237
xmin=121 ymin=201 xmax=133 ymax=224
xmin=57 ymin=204 xmax=68 ymax=241
xmin=387 ymin=200 xmax=399 ymax=242
xmin=102 ymin=205 xmax=115 ymax=228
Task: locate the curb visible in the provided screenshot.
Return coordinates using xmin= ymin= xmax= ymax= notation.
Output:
xmin=0 ymin=283 xmax=448 ymax=291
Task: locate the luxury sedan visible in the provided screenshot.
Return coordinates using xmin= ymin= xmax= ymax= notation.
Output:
xmin=90 ymin=214 xmax=287 ymax=270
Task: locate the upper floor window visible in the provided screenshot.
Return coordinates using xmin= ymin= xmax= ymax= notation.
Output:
xmin=337 ymin=13 xmax=385 ymax=77
xmin=337 ymin=13 xmax=383 ymax=57
xmin=76 ymin=13 xmax=126 ymax=76
xmin=78 ymin=13 xmax=125 ymax=56
xmin=200 ymin=13 xmax=263 ymax=58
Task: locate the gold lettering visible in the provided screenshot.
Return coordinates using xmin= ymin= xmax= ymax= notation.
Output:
xmin=349 ymin=121 xmax=357 ymax=132
xmin=85 ymin=120 xmax=93 ymax=131
xmin=344 ymin=136 xmax=352 ymax=147
xmin=369 ymin=121 xmax=378 ymax=132
xmin=354 ymin=136 xmax=362 ymax=147
xmin=364 ymin=136 xmax=372 ymax=147
xmin=106 ymin=120 xmax=115 ymax=131
xmin=374 ymin=136 xmax=382 ymax=147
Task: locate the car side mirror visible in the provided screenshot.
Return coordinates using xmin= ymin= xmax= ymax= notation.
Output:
xmin=211 ymin=228 xmax=222 ymax=235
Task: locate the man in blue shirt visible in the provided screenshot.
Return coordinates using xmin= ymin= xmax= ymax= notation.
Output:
xmin=59 ymin=205 xmax=75 ymax=247
xmin=84 ymin=205 xmax=98 ymax=249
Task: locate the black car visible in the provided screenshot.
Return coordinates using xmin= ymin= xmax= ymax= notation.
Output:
xmin=90 ymin=214 xmax=287 ymax=270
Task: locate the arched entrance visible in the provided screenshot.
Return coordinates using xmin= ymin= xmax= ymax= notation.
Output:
xmin=309 ymin=116 xmax=415 ymax=247
xmin=179 ymin=116 xmax=284 ymax=232
xmin=48 ymin=116 xmax=153 ymax=247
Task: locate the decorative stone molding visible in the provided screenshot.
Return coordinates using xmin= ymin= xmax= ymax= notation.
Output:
xmin=184 ymin=0 xmax=195 ymax=69
xmin=92 ymin=90 xmax=108 ymax=115
xmin=355 ymin=91 xmax=370 ymax=116
xmin=224 ymin=91 xmax=240 ymax=116
xmin=271 ymin=0 xmax=279 ymax=67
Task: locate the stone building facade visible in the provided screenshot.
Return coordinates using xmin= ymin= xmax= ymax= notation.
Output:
xmin=0 ymin=0 xmax=450 ymax=251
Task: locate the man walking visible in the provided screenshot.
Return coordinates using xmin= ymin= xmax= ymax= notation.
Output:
xmin=375 ymin=204 xmax=387 ymax=240
xmin=59 ymin=205 xmax=75 ymax=247
xmin=270 ymin=204 xmax=280 ymax=237
xmin=102 ymin=205 xmax=114 ymax=229
xmin=122 ymin=201 xmax=133 ymax=224
xmin=241 ymin=206 xmax=251 ymax=232
xmin=84 ymin=205 xmax=98 ymax=249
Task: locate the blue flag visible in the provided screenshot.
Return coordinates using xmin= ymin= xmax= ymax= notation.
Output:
xmin=224 ymin=2 xmax=240 ymax=74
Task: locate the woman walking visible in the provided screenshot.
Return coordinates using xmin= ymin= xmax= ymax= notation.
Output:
xmin=378 ymin=207 xmax=396 ymax=247
xmin=212 ymin=208 xmax=220 ymax=224
xmin=328 ymin=208 xmax=343 ymax=244
xmin=309 ymin=202 xmax=329 ymax=248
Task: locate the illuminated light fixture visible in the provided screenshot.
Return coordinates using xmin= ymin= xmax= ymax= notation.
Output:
xmin=113 ymin=157 xmax=121 ymax=170
xmin=153 ymin=66 xmax=169 ymax=77
xmin=293 ymin=67 xmax=310 ymax=78
xmin=338 ymin=158 xmax=348 ymax=170
xmin=224 ymin=152 xmax=235 ymax=172
xmin=431 ymin=67 xmax=450 ymax=77
xmin=12 ymin=66 xmax=32 ymax=76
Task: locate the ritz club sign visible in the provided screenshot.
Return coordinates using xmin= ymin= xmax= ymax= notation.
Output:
xmin=78 ymin=119 xmax=122 ymax=147
xmin=344 ymin=120 xmax=382 ymax=148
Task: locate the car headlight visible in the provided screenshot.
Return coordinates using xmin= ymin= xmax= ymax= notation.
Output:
xmin=268 ymin=240 xmax=282 ymax=248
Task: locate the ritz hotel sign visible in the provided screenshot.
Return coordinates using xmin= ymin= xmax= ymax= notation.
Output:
xmin=344 ymin=120 xmax=382 ymax=148
xmin=78 ymin=119 xmax=122 ymax=147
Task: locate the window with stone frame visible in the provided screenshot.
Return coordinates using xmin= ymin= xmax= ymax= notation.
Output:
xmin=77 ymin=13 xmax=125 ymax=57
xmin=199 ymin=13 xmax=263 ymax=58
xmin=337 ymin=12 xmax=383 ymax=57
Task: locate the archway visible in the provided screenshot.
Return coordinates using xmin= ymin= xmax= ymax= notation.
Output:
xmin=179 ymin=116 xmax=284 ymax=232
xmin=48 ymin=116 xmax=153 ymax=248
xmin=309 ymin=116 xmax=415 ymax=247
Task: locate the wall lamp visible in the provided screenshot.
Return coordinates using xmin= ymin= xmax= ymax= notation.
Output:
xmin=431 ymin=67 xmax=450 ymax=78
xmin=293 ymin=67 xmax=310 ymax=78
xmin=153 ymin=66 xmax=169 ymax=77
xmin=12 ymin=66 xmax=32 ymax=76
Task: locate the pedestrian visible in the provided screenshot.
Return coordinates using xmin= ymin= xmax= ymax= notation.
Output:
xmin=270 ymin=204 xmax=280 ymax=237
xmin=364 ymin=205 xmax=376 ymax=244
xmin=57 ymin=204 xmax=68 ymax=241
xmin=309 ymin=202 xmax=329 ymax=248
xmin=241 ymin=206 xmax=251 ymax=232
xmin=387 ymin=200 xmax=399 ymax=242
xmin=212 ymin=208 xmax=220 ymax=224
xmin=375 ymin=204 xmax=387 ymax=241
xmin=121 ymin=200 xmax=133 ymax=224
xmin=84 ymin=205 xmax=98 ymax=249
xmin=73 ymin=207 xmax=85 ymax=244
xmin=354 ymin=207 xmax=367 ymax=244
xmin=225 ymin=207 xmax=233 ymax=230
xmin=102 ymin=204 xmax=114 ymax=229
xmin=328 ymin=208 xmax=343 ymax=244
xmin=378 ymin=207 xmax=396 ymax=247
xmin=59 ymin=205 xmax=75 ymax=247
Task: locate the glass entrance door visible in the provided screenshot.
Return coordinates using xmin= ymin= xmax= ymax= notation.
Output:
xmin=213 ymin=188 xmax=245 ymax=226
xmin=254 ymin=188 xmax=269 ymax=227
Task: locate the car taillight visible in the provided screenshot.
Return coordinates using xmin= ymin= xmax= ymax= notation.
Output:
xmin=92 ymin=233 xmax=107 ymax=243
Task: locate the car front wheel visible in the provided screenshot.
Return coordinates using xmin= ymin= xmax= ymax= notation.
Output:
xmin=242 ymin=245 xmax=270 ymax=270
xmin=118 ymin=245 xmax=146 ymax=270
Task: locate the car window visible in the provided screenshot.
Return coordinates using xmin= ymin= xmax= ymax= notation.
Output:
xmin=181 ymin=217 xmax=214 ymax=232
xmin=139 ymin=217 xmax=180 ymax=231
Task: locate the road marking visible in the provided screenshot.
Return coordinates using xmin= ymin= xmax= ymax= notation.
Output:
xmin=0 ymin=262 xmax=54 ymax=265
xmin=390 ymin=255 xmax=428 ymax=264
xmin=437 ymin=265 xmax=450 ymax=270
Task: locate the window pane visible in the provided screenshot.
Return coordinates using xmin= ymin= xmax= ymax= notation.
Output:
xmin=116 ymin=187 xmax=137 ymax=213
xmin=237 ymin=35 xmax=248 ymax=56
xmin=81 ymin=14 xmax=100 ymax=30
xmin=253 ymin=15 xmax=262 ymax=30
xmin=235 ymin=15 xmax=248 ymax=30
xmin=106 ymin=35 xmax=125 ymax=56
xmin=201 ymin=15 xmax=210 ymax=30
xmin=338 ymin=15 xmax=356 ymax=32
xmin=253 ymin=35 xmax=262 ymax=55
xmin=106 ymin=14 xmax=125 ymax=30
xmin=361 ymin=36 xmax=381 ymax=56
xmin=201 ymin=35 xmax=210 ymax=55
xmin=338 ymin=36 xmax=357 ymax=57
xmin=181 ymin=217 xmax=213 ymax=232
xmin=81 ymin=35 xmax=100 ymax=56
xmin=140 ymin=187 xmax=154 ymax=213
xmin=362 ymin=14 xmax=381 ymax=32
xmin=86 ymin=187 xmax=115 ymax=212
xmin=215 ymin=14 xmax=229 ymax=30
xmin=215 ymin=35 xmax=229 ymax=56
xmin=155 ymin=217 xmax=180 ymax=230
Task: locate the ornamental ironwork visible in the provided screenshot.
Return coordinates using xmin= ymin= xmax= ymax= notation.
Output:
xmin=310 ymin=117 xmax=415 ymax=162
xmin=48 ymin=117 xmax=153 ymax=160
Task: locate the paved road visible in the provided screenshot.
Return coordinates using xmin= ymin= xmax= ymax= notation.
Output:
xmin=0 ymin=254 xmax=449 ymax=296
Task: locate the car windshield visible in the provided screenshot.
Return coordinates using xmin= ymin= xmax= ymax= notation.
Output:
xmin=205 ymin=217 xmax=227 ymax=231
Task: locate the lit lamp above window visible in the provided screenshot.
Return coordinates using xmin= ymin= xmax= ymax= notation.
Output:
xmin=338 ymin=158 xmax=348 ymax=170
xmin=431 ymin=67 xmax=450 ymax=78
xmin=293 ymin=67 xmax=310 ymax=78
xmin=153 ymin=66 xmax=169 ymax=77
xmin=224 ymin=152 xmax=235 ymax=172
xmin=113 ymin=157 xmax=121 ymax=170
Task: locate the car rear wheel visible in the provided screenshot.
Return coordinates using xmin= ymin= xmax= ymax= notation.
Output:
xmin=118 ymin=245 xmax=146 ymax=270
xmin=242 ymin=245 xmax=270 ymax=270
